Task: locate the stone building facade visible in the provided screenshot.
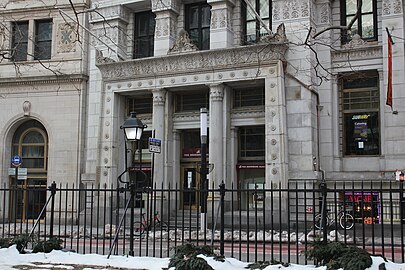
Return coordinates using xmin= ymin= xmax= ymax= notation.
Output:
xmin=1 ymin=0 xmax=405 ymax=220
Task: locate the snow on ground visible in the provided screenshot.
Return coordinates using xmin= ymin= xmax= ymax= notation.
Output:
xmin=0 ymin=245 xmax=404 ymax=270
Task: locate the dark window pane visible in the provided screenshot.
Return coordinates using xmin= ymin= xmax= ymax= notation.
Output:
xmin=175 ymin=91 xmax=209 ymax=112
xmin=341 ymin=71 xmax=380 ymax=156
xmin=234 ymin=87 xmax=264 ymax=108
xmin=239 ymin=126 xmax=265 ymax=159
xmin=186 ymin=3 xmax=211 ymax=50
xmin=243 ymin=0 xmax=271 ymax=43
xmin=342 ymin=0 xmax=376 ymax=42
xmin=127 ymin=96 xmax=153 ymax=115
xmin=12 ymin=21 xmax=29 ymax=61
xmin=34 ymin=20 xmax=52 ymax=60
xmin=134 ymin=11 xmax=155 ymax=59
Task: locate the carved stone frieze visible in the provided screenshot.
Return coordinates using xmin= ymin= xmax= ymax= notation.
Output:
xmin=57 ymin=23 xmax=77 ymax=53
xmin=0 ymin=26 xmax=5 ymax=50
xmin=332 ymin=46 xmax=382 ymax=62
xmin=382 ymin=0 xmax=403 ymax=15
xmin=273 ymin=0 xmax=310 ymax=21
xmin=155 ymin=15 xmax=176 ymax=38
xmin=231 ymin=109 xmax=265 ymax=119
xmin=98 ymin=43 xmax=287 ymax=81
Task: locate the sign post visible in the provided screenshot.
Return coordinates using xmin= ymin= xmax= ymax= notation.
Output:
xmin=11 ymin=155 xmax=22 ymax=183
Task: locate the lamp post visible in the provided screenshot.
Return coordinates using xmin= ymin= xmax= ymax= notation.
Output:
xmin=120 ymin=112 xmax=146 ymax=257
xmin=200 ymin=108 xmax=208 ymax=231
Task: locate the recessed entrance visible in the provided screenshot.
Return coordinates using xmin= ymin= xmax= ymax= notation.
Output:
xmin=10 ymin=120 xmax=48 ymax=222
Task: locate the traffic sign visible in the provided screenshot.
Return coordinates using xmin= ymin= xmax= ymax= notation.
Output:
xmin=149 ymin=138 xmax=161 ymax=153
xmin=11 ymin=155 xmax=22 ymax=167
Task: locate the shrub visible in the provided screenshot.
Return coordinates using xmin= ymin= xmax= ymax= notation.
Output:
xmin=305 ymin=240 xmax=372 ymax=270
xmin=0 ymin=238 xmax=11 ymax=248
xmin=11 ymin=235 xmax=30 ymax=253
xmin=246 ymin=260 xmax=289 ymax=269
xmin=32 ymin=237 xmax=64 ymax=253
xmin=169 ymin=243 xmax=224 ymax=270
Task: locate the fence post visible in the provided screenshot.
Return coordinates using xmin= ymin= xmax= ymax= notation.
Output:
xmin=219 ymin=182 xmax=226 ymax=256
xmin=49 ymin=181 xmax=57 ymax=238
xmin=319 ymin=180 xmax=328 ymax=244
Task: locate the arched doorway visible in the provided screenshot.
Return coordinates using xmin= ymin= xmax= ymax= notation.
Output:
xmin=10 ymin=120 xmax=48 ymax=222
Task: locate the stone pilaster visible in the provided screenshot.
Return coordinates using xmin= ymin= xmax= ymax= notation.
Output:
xmin=152 ymin=0 xmax=179 ymax=56
xmin=207 ymin=0 xmax=235 ymax=49
xmin=265 ymin=62 xmax=288 ymax=188
xmin=152 ymin=89 xmax=167 ymax=186
xmin=90 ymin=5 xmax=130 ymax=61
xmin=208 ymin=83 xmax=224 ymax=186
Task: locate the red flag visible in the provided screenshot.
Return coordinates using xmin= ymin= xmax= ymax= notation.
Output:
xmin=386 ymin=35 xmax=393 ymax=108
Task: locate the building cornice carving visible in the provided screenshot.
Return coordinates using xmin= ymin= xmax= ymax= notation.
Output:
xmin=331 ymin=45 xmax=382 ymax=62
xmin=97 ymin=44 xmax=287 ymax=81
xmin=273 ymin=0 xmax=309 ymax=21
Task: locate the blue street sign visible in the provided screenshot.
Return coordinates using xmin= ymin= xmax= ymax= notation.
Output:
xmin=11 ymin=155 xmax=22 ymax=167
xmin=149 ymin=138 xmax=161 ymax=153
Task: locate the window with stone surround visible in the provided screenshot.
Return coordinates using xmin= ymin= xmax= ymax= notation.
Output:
xmin=185 ymin=2 xmax=211 ymax=50
xmin=242 ymin=0 xmax=271 ymax=44
xmin=11 ymin=21 xmax=29 ymax=61
xmin=127 ymin=95 xmax=153 ymax=115
xmin=34 ymin=19 xmax=53 ymax=60
xmin=174 ymin=91 xmax=209 ymax=112
xmin=340 ymin=71 xmax=380 ymax=156
xmin=233 ymin=86 xmax=265 ymax=108
xmin=238 ymin=126 xmax=265 ymax=160
xmin=133 ymin=11 xmax=156 ymax=59
xmin=340 ymin=0 xmax=377 ymax=43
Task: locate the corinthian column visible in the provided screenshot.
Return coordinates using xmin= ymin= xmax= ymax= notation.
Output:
xmin=152 ymin=89 xmax=167 ymax=186
xmin=208 ymin=83 xmax=224 ymax=186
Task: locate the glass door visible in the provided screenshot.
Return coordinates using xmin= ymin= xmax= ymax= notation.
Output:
xmin=181 ymin=166 xmax=200 ymax=209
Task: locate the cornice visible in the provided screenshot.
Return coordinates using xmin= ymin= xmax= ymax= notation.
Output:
xmin=331 ymin=45 xmax=383 ymax=62
xmin=0 ymin=74 xmax=88 ymax=86
xmin=96 ymin=44 xmax=288 ymax=82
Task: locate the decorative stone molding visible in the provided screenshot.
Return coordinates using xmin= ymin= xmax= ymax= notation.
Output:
xmin=23 ymin=101 xmax=31 ymax=116
xmin=259 ymin=24 xmax=288 ymax=43
xmin=318 ymin=3 xmax=331 ymax=24
xmin=57 ymin=23 xmax=77 ymax=53
xmin=92 ymin=27 xmax=127 ymax=49
xmin=273 ymin=0 xmax=309 ymax=21
xmin=89 ymin=5 xmax=130 ymax=23
xmin=97 ymin=44 xmax=287 ymax=81
xmin=342 ymin=34 xmax=368 ymax=49
xmin=211 ymin=8 xmax=228 ymax=30
xmin=0 ymin=26 xmax=5 ymax=50
xmin=152 ymin=0 xmax=179 ymax=12
xmin=168 ymin=29 xmax=199 ymax=54
xmin=96 ymin=49 xmax=116 ymax=64
xmin=152 ymin=89 xmax=167 ymax=106
xmin=231 ymin=109 xmax=265 ymax=119
xmin=155 ymin=14 xmax=177 ymax=38
xmin=382 ymin=0 xmax=403 ymax=15
xmin=208 ymin=84 xmax=224 ymax=101
xmin=332 ymin=46 xmax=382 ymax=62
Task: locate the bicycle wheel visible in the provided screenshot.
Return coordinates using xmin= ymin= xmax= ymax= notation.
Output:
xmin=153 ymin=221 xmax=169 ymax=232
xmin=339 ymin=213 xmax=354 ymax=230
xmin=133 ymin=222 xmax=147 ymax=236
xmin=314 ymin=213 xmax=329 ymax=229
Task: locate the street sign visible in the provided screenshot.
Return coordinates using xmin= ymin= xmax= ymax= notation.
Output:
xmin=11 ymin=155 xmax=22 ymax=167
xmin=148 ymin=137 xmax=161 ymax=153
xmin=8 ymin=167 xmax=27 ymax=176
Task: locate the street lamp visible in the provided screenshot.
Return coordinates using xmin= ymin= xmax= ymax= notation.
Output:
xmin=200 ymin=108 xmax=208 ymax=231
xmin=120 ymin=112 xmax=146 ymax=257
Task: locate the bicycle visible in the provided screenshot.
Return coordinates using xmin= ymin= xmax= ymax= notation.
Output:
xmin=133 ymin=212 xmax=169 ymax=236
xmin=314 ymin=207 xmax=354 ymax=230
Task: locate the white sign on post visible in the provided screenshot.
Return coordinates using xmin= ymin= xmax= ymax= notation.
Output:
xmin=149 ymin=138 xmax=161 ymax=153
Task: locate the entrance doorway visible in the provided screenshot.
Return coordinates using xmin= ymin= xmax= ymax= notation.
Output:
xmin=10 ymin=120 xmax=48 ymax=222
xmin=181 ymin=165 xmax=200 ymax=209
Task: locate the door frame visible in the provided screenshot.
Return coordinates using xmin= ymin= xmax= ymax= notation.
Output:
xmin=180 ymin=164 xmax=200 ymax=210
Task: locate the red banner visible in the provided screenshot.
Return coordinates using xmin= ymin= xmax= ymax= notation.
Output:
xmin=386 ymin=35 xmax=393 ymax=108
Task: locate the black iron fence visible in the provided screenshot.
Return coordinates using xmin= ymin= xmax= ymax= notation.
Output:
xmin=0 ymin=180 xmax=404 ymax=264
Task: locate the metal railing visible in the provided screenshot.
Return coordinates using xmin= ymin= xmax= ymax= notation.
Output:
xmin=0 ymin=180 xmax=404 ymax=264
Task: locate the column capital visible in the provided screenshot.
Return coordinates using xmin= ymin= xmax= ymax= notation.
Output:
xmin=152 ymin=88 xmax=167 ymax=106
xmin=208 ymin=83 xmax=224 ymax=101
